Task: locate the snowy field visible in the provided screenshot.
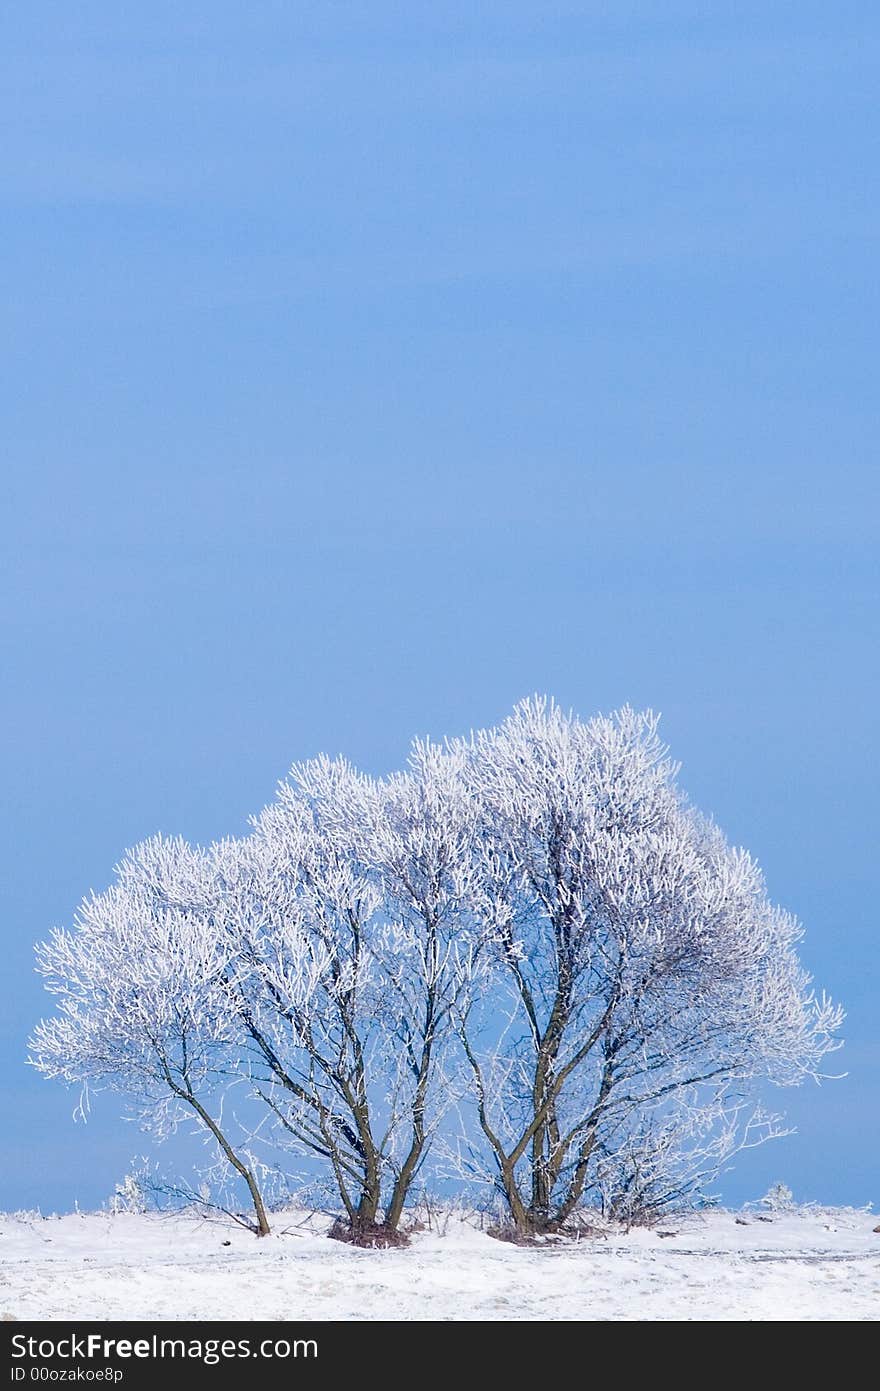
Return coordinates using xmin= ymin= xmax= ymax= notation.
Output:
xmin=1 ymin=1207 xmax=877 ymax=1322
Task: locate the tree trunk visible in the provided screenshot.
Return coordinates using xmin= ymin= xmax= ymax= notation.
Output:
xmin=241 ymin=1166 xmax=272 ymax=1238
xmin=163 ymin=1068 xmax=271 ymax=1237
xmin=382 ymin=1042 xmax=431 ymax=1232
xmin=497 ymin=1162 xmax=532 ymax=1236
xmin=186 ymin=1094 xmax=272 ymax=1237
xmin=352 ymin=1152 xmax=382 ymax=1231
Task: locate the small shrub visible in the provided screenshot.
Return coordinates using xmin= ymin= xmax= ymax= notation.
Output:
xmin=109 ymin=1172 xmax=148 ymax=1215
xmin=761 ymin=1182 xmax=795 ymax=1213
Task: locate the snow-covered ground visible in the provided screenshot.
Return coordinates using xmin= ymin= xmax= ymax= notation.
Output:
xmin=1 ymin=1207 xmax=877 ymax=1321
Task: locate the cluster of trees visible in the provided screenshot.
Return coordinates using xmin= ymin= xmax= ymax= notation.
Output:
xmin=31 ymin=699 xmax=841 ymax=1242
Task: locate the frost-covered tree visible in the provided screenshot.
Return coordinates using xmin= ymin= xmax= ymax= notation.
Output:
xmin=365 ymin=740 xmax=485 ymax=1231
xmin=212 ymin=764 xmax=388 ymax=1240
xmin=452 ymin=699 xmax=842 ymax=1235
xmin=31 ymin=698 xmax=842 ymax=1241
xmin=223 ymin=745 xmax=483 ymax=1241
xmin=30 ymin=836 xmax=271 ymax=1236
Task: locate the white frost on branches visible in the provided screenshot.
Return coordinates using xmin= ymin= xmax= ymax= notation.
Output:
xmin=32 ymin=836 xmax=233 ymax=1116
xmin=31 ymin=835 xmax=272 ymax=1234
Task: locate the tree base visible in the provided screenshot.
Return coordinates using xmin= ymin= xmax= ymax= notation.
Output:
xmin=487 ymin=1217 xmax=608 ymax=1245
xmin=327 ymin=1217 xmax=410 ymax=1249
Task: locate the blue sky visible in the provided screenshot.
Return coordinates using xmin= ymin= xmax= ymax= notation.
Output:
xmin=2 ymin=1 xmax=877 ymax=1212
